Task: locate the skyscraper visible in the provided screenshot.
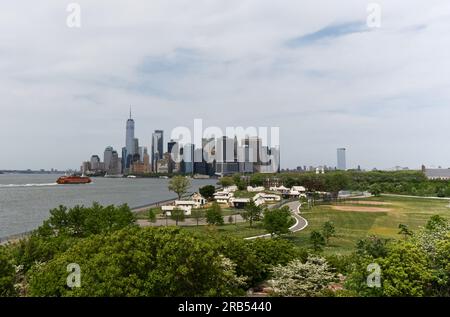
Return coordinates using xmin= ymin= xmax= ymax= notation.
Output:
xmin=110 ymin=150 xmax=122 ymax=175
xmin=125 ymin=108 xmax=135 ymax=168
xmin=181 ymin=143 xmax=194 ymax=174
xmin=215 ymin=136 xmax=239 ymax=175
xmin=151 ymin=130 xmax=164 ymax=171
xmin=167 ymin=140 xmax=177 ymax=155
xmin=104 ymin=146 xmax=113 ymax=171
xmin=121 ymin=147 xmax=127 ymax=173
xmin=337 ymin=148 xmax=347 ymax=170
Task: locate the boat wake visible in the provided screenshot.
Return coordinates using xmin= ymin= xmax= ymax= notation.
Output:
xmin=0 ymin=183 xmax=59 ymax=188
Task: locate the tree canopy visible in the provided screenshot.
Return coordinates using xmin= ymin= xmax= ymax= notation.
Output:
xmin=242 ymin=201 xmax=262 ymax=227
xmin=206 ymin=202 xmax=224 ymax=226
xmin=263 ymin=206 xmax=293 ymax=236
xmin=199 ymin=185 xmax=216 ymax=200
xmin=168 ymin=176 xmax=191 ymax=200
xmin=28 ymin=227 xmax=246 ymax=297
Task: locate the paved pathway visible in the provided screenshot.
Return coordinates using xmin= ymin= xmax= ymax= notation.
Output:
xmin=244 ymin=200 xmax=308 ymax=240
xmin=137 ymin=200 xmax=309 ymax=240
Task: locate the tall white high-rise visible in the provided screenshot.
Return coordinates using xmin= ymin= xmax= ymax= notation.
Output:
xmin=337 ymin=148 xmax=347 ymax=170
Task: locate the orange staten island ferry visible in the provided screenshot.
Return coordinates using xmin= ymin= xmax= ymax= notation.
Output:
xmin=56 ymin=175 xmax=92 ymax=185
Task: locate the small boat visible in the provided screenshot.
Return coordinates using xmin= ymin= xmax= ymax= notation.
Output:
xmin=57 ymin=175 xmax=92 ymax=184
xmin=127 ymin=175 xmax=137 ymax=179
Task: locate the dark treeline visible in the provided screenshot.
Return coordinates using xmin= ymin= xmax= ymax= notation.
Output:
xmin=245 ymin=170 xmax=450 ymax=197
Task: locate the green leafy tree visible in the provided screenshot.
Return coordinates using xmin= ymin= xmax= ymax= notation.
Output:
xmin=40 ymin=203 xmax=135 ymax=238
xmin=242 ymin=201 xmax=262 ymax=227
xmin=378 ymin=242 xmax=432 ymax=296
xmin=219 ymin=177 xmax=234 ymax=188
xmin=262 ymin=206 xmax=293 ymax=236
xmin=356 ymin=236 xmax=390 ymax=258
xmin=369 ymin=184 xmax=382 ymax=197
xmin=148 ymin=208 xmax=157 ymax=223
xmin=269 ymin=256 xmax=336 ymax=297
xmin=249 ymin=174 xmax=265 ymax=187
xmin=199 ymin=185 xmax=216 ymax=200
xmin=213 ymin=237 xmax=264 ymax=287
xmin=14 ymin=233 xmax=76 ymax=273
xmin=249 ymin=238 xmax=307 ymax=268
xmin=28 ymin=227 xmax=246 ymax=296
xmin=347 ymin=240 xmax=432 ymax=297
xmin=325 ymin=172 xmax=350 ymax=199
xmin=191 ymin=209 xmax=205 ymax=226
xmin=310 ymin=231 xmax=326 ymax=252
xmin=232 ymin=174 xmax=246 ymax=190
xmin=168 ymin=176 xmax=191 ymax=200
xmin=14 ymin=203 xmax=136 ymax=272
xmin=206 ymin=202 xmax=224 ymax=226
xmin=398 ymin=224 xmax=413 ymax=240
xmin=425 ymin=215 xmax=448 ymax=231
xmin=170 ymin=209 xmax=185 ymax=226
xmin=211 ymin=236 xmax=301 ymax=287
xmin=434 ymin=239 xmax=450 ymax=296
xmin=0 ymin=247 xmax=16 ymax=297
xmin=322 ymin=221 xmax=336 ymax=245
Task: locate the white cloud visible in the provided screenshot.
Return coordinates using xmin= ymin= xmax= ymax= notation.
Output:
xmin=1 ymin=0 xmax=450 ymax=170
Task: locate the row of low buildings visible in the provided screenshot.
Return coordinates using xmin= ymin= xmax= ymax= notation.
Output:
xmin=160 ymin=183 xmax=308 ymax=216
xmin=211 ymin=185 xmax=306 ymax=209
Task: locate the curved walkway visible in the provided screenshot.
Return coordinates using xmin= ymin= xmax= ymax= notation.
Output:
xmin=244 ymin=200 xmax=308 ymax=240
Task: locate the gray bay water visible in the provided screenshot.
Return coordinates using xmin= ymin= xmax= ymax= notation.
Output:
xmin=0 ymin=174 xmax=216 ymax=238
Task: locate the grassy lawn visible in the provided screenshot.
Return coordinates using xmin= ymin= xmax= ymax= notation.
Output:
xmin=135 ymin=195 xmax=450 ymax=256
xmin=134 ymin=207 xmax=240 ymax=220
xmin=181 ymin=221 xmax=267 ymax=239
xmin=233 ymin=190 xmax=257 ymax=198
xmin=287 ymin=195 xmax=450 ymax=255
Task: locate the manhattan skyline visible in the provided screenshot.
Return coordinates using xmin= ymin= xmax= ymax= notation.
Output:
xmin=1 ymin=1 xmax=450 ymax=170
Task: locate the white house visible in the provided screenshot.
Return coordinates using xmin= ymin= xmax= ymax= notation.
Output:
xmin=270 ymin=185 xmax=289 ymax=193
xmin=214 ymin=191 xmax=234 ymax=204
xmin=162 ymin=205 xmax=192 ymax=216
xmin=230 ymin=197 xmax=251 ymax=208
xmin=259 ymin=193 xmax=281 ymax=202
xmin=223 ymin=185 xmax=238 ymax=192
xmin=252 ymin=193 xmax=281 ymax=206
xmin=175 ymin=200 xmax=198 ymax=209
xmin=291 ymin=186 xmax=306 ymax=193
xmin=214 ymin=190 xmax=231 ymax=197
xmin=190 ymin=193 xmax=206 ymax=206
xmin=247 ymin=186 xmax=265 ymax=192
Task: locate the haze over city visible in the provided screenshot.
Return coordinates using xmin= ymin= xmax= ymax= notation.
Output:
xmin=2 ymin=0 xmax=450 ymax=170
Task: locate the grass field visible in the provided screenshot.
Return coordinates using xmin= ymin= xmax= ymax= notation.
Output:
xmin=286 ymin=195 xmax=450 ymax=255
xmin=146 ymin=195 xmax=450 ymax=256
xmin=134 ymin=207 xmax=240 ymax=220
xmin=181 ymin=221 xmax=267 ymax=239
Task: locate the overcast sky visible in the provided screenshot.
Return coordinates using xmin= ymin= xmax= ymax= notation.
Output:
xmin=1 ymin=0 xmax=450 ymax=171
